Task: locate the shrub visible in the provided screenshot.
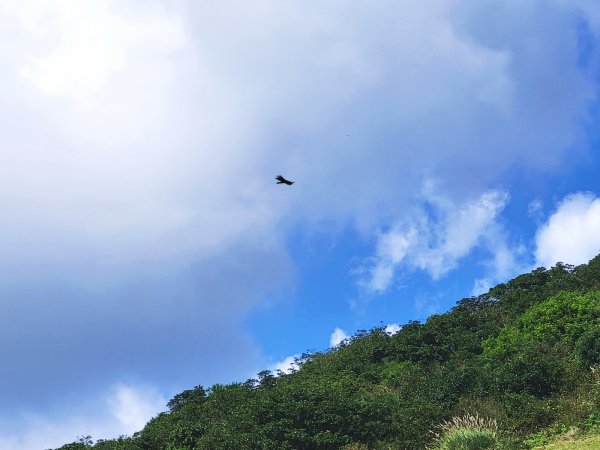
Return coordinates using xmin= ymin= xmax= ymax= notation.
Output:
xmin=584 ymin=412 xmax=600 ymax=428
xmin=483 ymin=339 xmax=565 ymax=397
xmin=428 ymin=415 xmax=498 ymax=450
xmin=575 ymin=328 xmax=600 ymax=367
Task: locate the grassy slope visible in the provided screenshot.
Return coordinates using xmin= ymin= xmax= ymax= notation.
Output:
xmin=534 ymin=433 xmax=600 ymax=449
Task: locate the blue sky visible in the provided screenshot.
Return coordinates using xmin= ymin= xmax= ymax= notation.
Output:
xmin=1 ymin=0 xmax=600 ymax=448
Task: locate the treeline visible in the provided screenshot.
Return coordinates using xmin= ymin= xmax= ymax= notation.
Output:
xmin=55 ymin=255 xmax=600 ymax=449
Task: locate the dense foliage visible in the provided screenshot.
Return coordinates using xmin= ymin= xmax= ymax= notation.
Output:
xmin=54 ymin=255 xmax=600 ymax=449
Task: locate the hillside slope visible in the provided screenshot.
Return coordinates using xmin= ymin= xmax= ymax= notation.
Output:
xmin=55 ymin=255 xmax=600 ymax=449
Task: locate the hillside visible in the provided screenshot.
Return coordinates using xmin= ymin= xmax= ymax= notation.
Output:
xmin=54 ymin=255 xmax=600 ymax=449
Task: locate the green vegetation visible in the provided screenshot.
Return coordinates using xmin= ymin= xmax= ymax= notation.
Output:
xmin=428 ymin=415 xmax=498 ymax=450
xmin=532 ymin=434 xmax=600 ymax=449
xmin=54 ymin=255 xmax=600 ymax=449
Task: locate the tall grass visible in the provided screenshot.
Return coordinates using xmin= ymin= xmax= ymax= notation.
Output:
xmin=428 ymin=414 xmax=498 ymax=450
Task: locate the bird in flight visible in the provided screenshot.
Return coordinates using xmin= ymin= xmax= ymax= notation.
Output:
xmin=275 ymin=175 xmax=294 ymax=185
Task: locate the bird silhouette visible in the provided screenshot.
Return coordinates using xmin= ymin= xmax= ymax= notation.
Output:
xmin=275 ymin=175 xmax=294 ymax=185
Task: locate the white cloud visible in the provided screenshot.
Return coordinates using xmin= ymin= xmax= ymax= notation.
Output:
xmin=363 ymin=186 xmax=509 ymax=292
xmin=0 ymin=382 xmax=166 ymax=450
xmin=535 ymin=192 xmax=600 ymax=268
xmin=270 ymin=355 xmax=301 ymax=375
xmin=384 ymin=323 xmax=401 ymax=335
xmin=330 ymin=327 xmax=350 ymax=347
xmin=107 ymin=383 xmax=166 ymax=435
xmin=14 ymin=0 xmax=184 ymax=99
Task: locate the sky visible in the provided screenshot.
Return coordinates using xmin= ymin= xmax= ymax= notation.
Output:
xmin=1 ymin=0 xmax=600 ymax=448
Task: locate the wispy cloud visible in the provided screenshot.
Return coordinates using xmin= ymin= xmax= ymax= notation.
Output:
xmin=471 ymin=239 xmax=528 ymax=295
xmin=528 ymin=198 xmax=544 ymax=218
xmin=362 ymin=184 xmax=509 ymax=292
